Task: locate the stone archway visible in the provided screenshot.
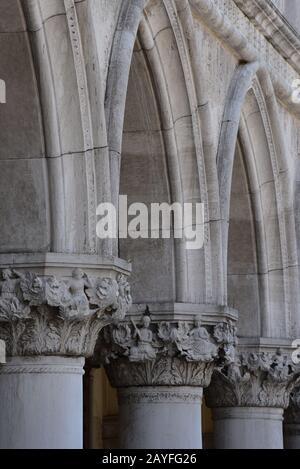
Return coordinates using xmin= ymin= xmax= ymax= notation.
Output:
xmin=206 ymin=68 xmax=299 ymax=449
xmin=94 ymin=0 xmax=237 ymax=450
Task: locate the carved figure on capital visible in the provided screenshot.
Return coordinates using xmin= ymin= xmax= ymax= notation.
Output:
xmin=175 ymin=315 xmax=218 ymax=362
xmin=129 ymin=316 xmax=157 ymax=362
xmin=59 ymin=268 xmax=92 ymax=319
xmin=0 ymin=269 xmax=30 ymax=319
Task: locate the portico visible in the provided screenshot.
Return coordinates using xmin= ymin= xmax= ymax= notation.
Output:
xmin=1 ymin=0 xmax=300 ymax=450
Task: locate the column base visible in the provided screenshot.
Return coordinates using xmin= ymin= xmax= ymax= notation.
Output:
xmin=0 ymin=356 xmax=84 ymax=449
xmin=118 ymin=386 xmax=203 ymax=449
xmin=212 ymin=407 xmax=284 ymax=449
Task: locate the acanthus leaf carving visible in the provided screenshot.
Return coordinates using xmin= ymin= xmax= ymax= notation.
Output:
xmin=96 ymin=314 xmax=237 ymax=388
xmin=205 ymin=351 xmax=300 ymax=409
xmin=0 ymin=268 xmax=132 ymax=357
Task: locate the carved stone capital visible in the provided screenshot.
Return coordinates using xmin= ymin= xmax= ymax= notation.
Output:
xmin=95 ymin=315 xmax=237 ymax=388
xmin=206 ymin=351 xmax=300 ymax=409
xmin=0 ymin=268 xmax=132 ymax=357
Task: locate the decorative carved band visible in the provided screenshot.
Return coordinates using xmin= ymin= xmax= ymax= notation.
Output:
xmin=0 ymin=365 xmax=85 ymax=375
xmin=118 ymin=387 xmax=203 ymax=405
xmin=206 ymin=351 xmax=300 ymax=409
xmin=0 ymin=268 xmax=132 ymax=357
xmin=233 ymin=0 xmax=300 ymax=74
xmin=213 ymin=407 xmax=284 ymax=421
xmin=97 ymin=315 xmax=237 ymax=387
xmin=64 ymin=0 xmax=97 ymax=252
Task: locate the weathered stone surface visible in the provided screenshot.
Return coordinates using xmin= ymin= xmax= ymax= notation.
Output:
xmin=0 ymin=267 xmax=132 ymax=357
xmin=1 ymin=0 xmax=300 ymax=450
xmin=206 ymin=351 xmax=300 ymax=409
xmin=96 ymin=315 xmax=237 ymax=387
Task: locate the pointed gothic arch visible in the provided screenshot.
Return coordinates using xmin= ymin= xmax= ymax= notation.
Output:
xmin=107 ymin=0 xmax=224 ymax=308
xmin=218 ymin=65 xmax=298 ymax=339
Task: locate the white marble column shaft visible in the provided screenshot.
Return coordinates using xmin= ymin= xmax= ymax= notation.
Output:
xmin=0 ymin=356 xmax=84 ymax=449
xmin=118 ymin=386 xmax=203 ymax=449
xmin=212 ymin=407 xmax=284 ymax=449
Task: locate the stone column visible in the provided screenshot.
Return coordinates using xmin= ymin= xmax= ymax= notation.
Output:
xmin=118 ymin=386 xmax=203 ymax=449
xmin=212 ymin=407 xmax=284 ymax=449
xmin=97 ymin=316 xmax=237 ymax=449
xmin=284 ymin=388 xmax=300 ymax=449
xmin=0 ymin=356 xmax=84 ymax=449
xmin=0 ymin=259 xmax=132 ymax=449
xmin=206 ymin=351 xmax=299 ymax=449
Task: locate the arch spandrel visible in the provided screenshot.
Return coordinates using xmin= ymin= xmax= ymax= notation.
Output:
xmin=0 ymin=0 xmax=49 ymax=254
